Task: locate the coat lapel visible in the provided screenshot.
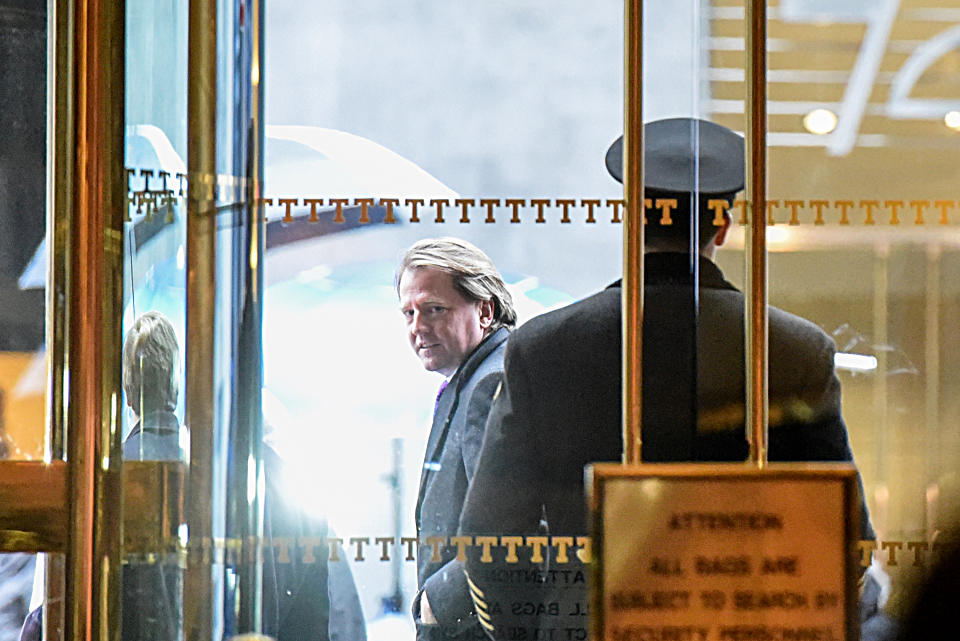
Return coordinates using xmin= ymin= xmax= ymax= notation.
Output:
xmin=415 ymin=328 xmax=509 ymax=529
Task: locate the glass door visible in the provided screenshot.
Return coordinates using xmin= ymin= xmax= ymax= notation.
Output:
xmin=1 ymin=0 xmax=958 ymax=639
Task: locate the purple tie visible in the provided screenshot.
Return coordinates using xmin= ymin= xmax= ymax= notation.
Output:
xmin=434 ymin=380 xmax=449 ymax=413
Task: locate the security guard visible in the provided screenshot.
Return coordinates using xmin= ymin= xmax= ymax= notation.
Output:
xmin=459 ymin=117 xmax=874 ymax=640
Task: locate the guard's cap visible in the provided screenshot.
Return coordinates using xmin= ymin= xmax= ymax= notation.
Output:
xmin=605 ymin=117 xmax=745 ymax=194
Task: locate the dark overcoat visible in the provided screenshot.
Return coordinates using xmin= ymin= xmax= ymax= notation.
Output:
xmin=414 ymin=327 xmax=510 ymax=640
xmin=460 ymin=253 xmax=874 ymax=640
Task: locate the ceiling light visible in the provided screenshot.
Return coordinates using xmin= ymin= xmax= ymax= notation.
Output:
xmin=803 ymin=108 xmax=838 ymax=135
xmin=834 ymin=352 xmax=878 ymax=372
xmin=944 ymin=111 xmax=960 ymax=131
xmin=766 ymin=226 xmax=791 ymax=244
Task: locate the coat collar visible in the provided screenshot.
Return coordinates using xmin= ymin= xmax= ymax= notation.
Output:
xmin=126 ymin=410 xmax=179 ymax=440
xmin=417 ymin=327 xmax=510 ymax=529
xmin=427 ymin=327 xmax=510 ymax=453
xmin=447 ymin=327 xmax=510 ymax=395
xmin=607 ymin=252 xmax=738 ymax=291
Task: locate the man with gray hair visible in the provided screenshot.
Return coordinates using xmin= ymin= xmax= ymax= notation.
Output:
xmin=397 ymin=237 xmax=516 ymax=641
xmin=122 ymin=310 xmax=182 ymax=461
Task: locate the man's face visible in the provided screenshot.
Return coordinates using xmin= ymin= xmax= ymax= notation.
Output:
xmin=399 ymin=266 xmax=494 ymax=377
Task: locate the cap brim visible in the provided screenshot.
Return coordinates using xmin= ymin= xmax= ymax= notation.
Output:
xmin=605 ymin=118 xmax=745 ymax=194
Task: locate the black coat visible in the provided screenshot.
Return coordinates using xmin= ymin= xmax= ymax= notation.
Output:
xmin=414 ymin=328 xmax=509 ymax=641
xmin=460 ymin=253 xmax=873 ymax=640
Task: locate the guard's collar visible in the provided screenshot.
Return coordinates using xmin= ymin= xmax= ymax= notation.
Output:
xmin=607 ymin=252 xmax=737 ymax=291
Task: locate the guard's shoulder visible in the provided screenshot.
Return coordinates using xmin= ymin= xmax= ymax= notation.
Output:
xmin=511 ymin=287 xmax=620 ymax=349
xmin=768 ymin=304 xmax=835 ymax=355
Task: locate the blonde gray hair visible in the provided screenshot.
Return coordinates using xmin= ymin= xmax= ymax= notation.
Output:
xmin=397 ymin=238 xmax=517 ymax=332
xmin=123 ymin=311 xmax=179 ymax=416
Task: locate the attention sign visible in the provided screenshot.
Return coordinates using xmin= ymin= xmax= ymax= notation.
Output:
xmin=590 ymin=464 xmax=860 ymax=641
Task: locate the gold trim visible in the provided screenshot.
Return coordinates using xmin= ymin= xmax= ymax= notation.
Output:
xmin=745 ymin=0 xmax=769 ymax=467
xmin=65 ymin=0 xmax=126 ymax=638
xmin=924 ymin=244 xmax=940 ymax=515
xmin=45 ymin=553 xmax=66 ymax=641
xmin=123 ymin=461 xmax=187 ymax=555
xmin=622 ymin=0 xmax=644 ymax=465
xmin=466 ymin=574 xmax=486 ymax=600
xmin=47 ymin=0 xmax=73 ymax=463
xmin=590 ymin=462 xmax=862 ymax=641
xmin=118 ymin=179 xmax=960 ymax=226
xmin=0 ymin=462 xmax=67 ymax=551
xmin=184 ymin=0 xmax=218 ymax=638
xmin=872 ymin=245 xmax=889 ymax=504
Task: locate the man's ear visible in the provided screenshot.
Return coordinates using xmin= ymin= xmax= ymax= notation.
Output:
xmin=478 ymin=299 xmax=495 ymax=329
xmin=713 ymin=211 xmax=733 ymax=247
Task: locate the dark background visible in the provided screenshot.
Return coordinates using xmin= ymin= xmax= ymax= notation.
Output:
xmin=0 ymin=0 xmax=46 ymax=351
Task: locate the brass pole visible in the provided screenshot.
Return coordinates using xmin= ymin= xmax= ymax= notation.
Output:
xmin=48 ymin=0 xmax=73 ymax=464
xmin=184 ymin=0 xmax=218 ymax=638
xmin=43 ymin=1 xmax=73 ymax=636
xmin=65 ymin=0 xmax=125 ymax=638
xmin=872 ymin=243 xmax=889 ymax=536
xmin=924 ymin=244 xmax=941 ymax=535
xmin=622 ymin=0 xmax=644 ymax=465
xmin=745 ymin=0 xmax=769 ymax=467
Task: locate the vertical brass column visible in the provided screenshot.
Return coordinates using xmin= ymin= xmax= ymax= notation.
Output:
xmin=871 ymin=243 xmax=889 ymax=536
xmin=745 ymin=0 xmax=769 ymax=467
xmin=45 ymin=2 xmax=75 ymax=638
xmin=65 ymin=0 xmax=126 ymax=638
xmin=45 ymin=2 xmax=75 ymax=635
xmin=48 ymin=0 xmax=73 ymax=465
xmin=622 ymin=0 xmax=644 ymax=464
xmin=184 ymin=0 xmax=217 ymax=639
xmin=924 ymin=244 xmax=940 ymax=533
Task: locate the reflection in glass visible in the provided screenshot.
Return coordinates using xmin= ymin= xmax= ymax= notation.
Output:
xmin=122 ymin=1 xmax=189 ymax=639
xmin=0 ymin=0 xmax=47 ymax=462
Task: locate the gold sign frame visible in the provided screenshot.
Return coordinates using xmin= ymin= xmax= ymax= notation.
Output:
xmin=589 ymin=463 xmax=861 ymax=641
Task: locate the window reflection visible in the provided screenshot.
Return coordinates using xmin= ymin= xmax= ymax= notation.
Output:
xmin=0 ymin=0 xmax=46 ymax=461
xmin=259 ymin=0 xmax=960 ymax=639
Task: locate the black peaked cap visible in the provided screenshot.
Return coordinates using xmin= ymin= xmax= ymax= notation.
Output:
xmin=605 ymin=117 xmax=745 ymax=194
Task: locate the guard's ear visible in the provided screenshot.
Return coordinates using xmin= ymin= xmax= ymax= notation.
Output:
xmin=478 ymin=299 xmax=495 ymax=329
xmin=713 ymin=211 xmax=733 ymax=247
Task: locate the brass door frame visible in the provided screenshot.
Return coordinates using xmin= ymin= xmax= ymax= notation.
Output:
xmin=621 ymin=0 xmax=771 ymax=465
xmin=0 ymin=0 xmax=196 ymax=638
xmin=0 ymin=0 xmax=129 ymax=638
xmin=183 ymin=0 xmax=217 ymax=636
xmin=0 ymin=0 xmax=776 ymax=637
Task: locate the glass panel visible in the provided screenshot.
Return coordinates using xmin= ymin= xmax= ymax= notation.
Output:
xmin=259 ymin=2 xmax=713 ymax=640
xmin=120 ymin=2 xmax=189 ymax=640
xmin=0 ymin=0 xmax=47 ymax=461
xmin=1 ymin=2 xmax=47 ymax=638
xmin=123 ymin=0 xmax=188 ymax=462
xmin=710 ymin=0 xmax=960 ymax=633
xmin=0 ymin=552 xmax=38 ymax=640
xmin=122 ymin=0 xmax=272 ymax=636
xmin=86 ymin=0 xmax=960 ymax=638
xmin=262 ymin=1 xmax=960 ymax=640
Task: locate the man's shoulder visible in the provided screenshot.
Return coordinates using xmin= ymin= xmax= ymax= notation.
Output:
xmin=698 ymin=287 xmax=834 ymax=353
xmin=513 ymin=287 xmax=620 ymax=347
xmin=461 ymin=328 xmax=509 ymax=380
xmin=465 ymin=339 xmax=507 ymax=386
xmin=768 ymin=304 xmax=835 ymax=353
